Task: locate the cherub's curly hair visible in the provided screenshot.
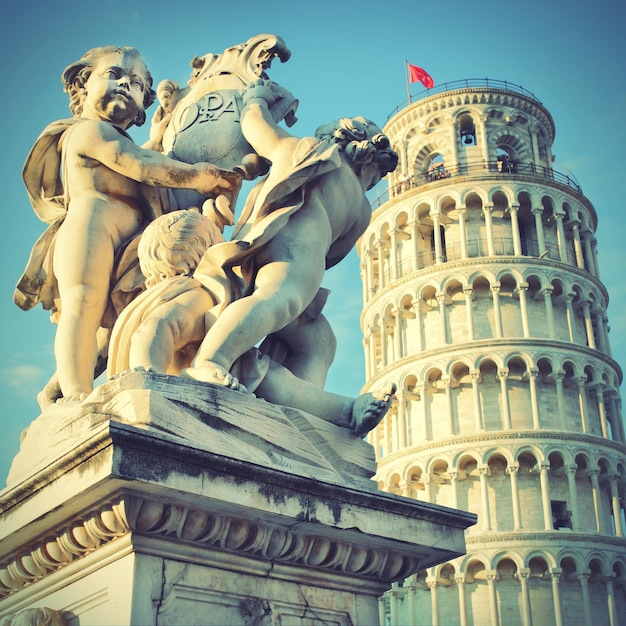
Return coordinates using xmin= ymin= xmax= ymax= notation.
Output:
xmin=62 ymin=46 xmax=156 ymax=127
xmin=138 ymin=210 xmax=222 ymax=288
xmin=315 ymin=117 xmax=398 ymax=181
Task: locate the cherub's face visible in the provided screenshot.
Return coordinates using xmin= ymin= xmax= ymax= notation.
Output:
xmin=80 ymin=51 xmax=149 ymax=128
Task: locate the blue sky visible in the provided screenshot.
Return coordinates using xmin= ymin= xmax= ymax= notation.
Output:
xmin=1 ymin=0 xmax=625 ymax=481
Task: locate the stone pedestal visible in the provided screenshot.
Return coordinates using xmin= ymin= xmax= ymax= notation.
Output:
xmin=0 ymin=372 xmax=475 ymax=625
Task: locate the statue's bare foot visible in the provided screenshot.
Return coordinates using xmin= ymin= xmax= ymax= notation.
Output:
xmin=350 ymin=382 xmax=397 ymax=437
xmin=181 ymin=363 xmax=247 ymax=393
xmin=37 ymin=380 xmax=62 ymax=411
xmin=56 ymin=392 xmax=88 ymax=405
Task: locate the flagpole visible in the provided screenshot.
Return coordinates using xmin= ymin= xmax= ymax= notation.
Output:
xmin=404 ymin=59 xmax=412 ymax=104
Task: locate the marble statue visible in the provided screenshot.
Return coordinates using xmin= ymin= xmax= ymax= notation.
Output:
xmin=183 ymin=79 xmax=398 ymax=393
xmin=13 ymin=36 xmax=398 ymax=439
xmin=107 ymin=209 xmax=396 ymax=436
xmin=14 ymin=45 xmax=241 ymax=404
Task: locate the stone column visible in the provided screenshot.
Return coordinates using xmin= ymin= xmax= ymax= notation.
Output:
xmin=509 ymin=204 xmax=522 ymax=255
xmin=590 ymin=237 xmax=601 ymax=279
xmin=464 ymin=288 xmax=475 ymax=340
xmin=580 ymin=299 xmax=596 ymax=349
xmin=605 ymin=575 xmax=618 ymax=626
xmin=426 ymin=577 xmax=440 ymax=626
xmin=443 ymin=376 xmax=454 ymax=435
xmin=483 ymin=205 xmax=495 ymax=256
xmin=518 ymin=283 xmax=531 ymax=337
xmin=564 ymin=294 xmax=576 ymax=343
xmin=593 ymin=384 xmax=609 ymax=439
xmin=576 ymin=376 xmax=590 ymax=434
xmin=508 ymin=463 xmax=522 ymax=530
xmin=412 ymin=299 xmax=424 ymax=352
xmin=378 ymin=316 xmax=388 ymax=369
xmin=543 ymin=286 xmax=556 ymax=339
xmin=418 ymin=383 xmax=430 ymax=442
xmin=617 ymin=398 xmax=625 ymax=443
xmin=607 ymin=391 xmax=626 ymax=443
xmin=365 ymin=248 xmax=375 ymax=298
xmin=539 ymin=463 xmax=553 ymax=530
xmin=491 ymin=284 xmax=503 ymax=338
xmin=549 ymin=569 xmax=564 ymax=626
xmin=479 ymin=465 xmax=492 ymax=531
xmin=591 ymin=307 xmax=608 ymax=353
xmin=390 ymin=404 xmax=399 ymax=452
xmin=478 ymin=115 xmax=489 ymax=161
xmin=392 ymin=307 xmax=402 ymax=362
xmin=498 ymin=368 xmax=512 ymax=429
xmin=578 ymin=573 xmax=593 ymax=626
xmin=389 ymin=229 xmax=399 ymax=281
xmin=406 ymin=576 xmax=418 ymax=626
xmin=555 ymin=371 xmax=567 ymax=430
xmin=396 ymin=390 xmax=407 ymax=449
xmin=530 ymin=130 xmax=540 ymax=163
xmin=532 ymin=207 xmax=547 ymax=256
xmin=565 ymin=465 xmax=581 ymax=531
xmin=455 ymin=574 xmax=468 ymax=626
xmin=365 ymin=329 xmax=375 ymax=379
xmin=608 ymin=475 xmax=623 ymax=536
xmin=600 ymin=312 xmax=612 ymax=357
xmin=570 ymin=221 xmax=585 ymax=269
xmin=581 ymin=230 xmax=596 ymax=276
xmin=528 ymin=368 xmax=541 ymax=429
xmin=410 ymin=220 xmax=419 ymax=271
xmin=554 ymin=213 xmax=568 ymax=263
xmin=518 ymin=569 xmax=533 ymax=626
xmin=471 ymin=371 xmax=484 ymax=431
xmin=589 ymin=470 xmax=604 ymax=533
xmin=450 ymin=119 xmax=460 ymax=166
xmin=486 ymin=571 xmax=500 ymax=626
xmin=458 ymin=208 xmax=468 ymax=259
xmin=360 ymin=261 xmax=368 ymax=304
xmin=437 ymin=291 xmax=448 ymax=344
xmin=431 ymin=212 xmax=443 ymax=264
xmin=376 ymin=239 xmax=386 ymax=289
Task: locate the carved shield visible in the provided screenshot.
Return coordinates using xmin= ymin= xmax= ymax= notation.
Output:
xmin=169 ymin=89 xmax=254 ymax=171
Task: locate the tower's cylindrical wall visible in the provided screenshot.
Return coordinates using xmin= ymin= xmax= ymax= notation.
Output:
xmin=360 ymin=80 xmax=626 ymax=626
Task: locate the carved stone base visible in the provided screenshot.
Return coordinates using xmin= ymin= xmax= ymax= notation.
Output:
xmin=0 ymin=372 xmax=475 ymax=625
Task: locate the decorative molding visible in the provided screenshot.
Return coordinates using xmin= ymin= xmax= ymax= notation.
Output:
xmin=465 ymin=532 xmax=626 ymax=549
xmin=0 ymin=493 xmax=421 ymax=599
xmin=375 ymin=428 xmax=626 ymax=468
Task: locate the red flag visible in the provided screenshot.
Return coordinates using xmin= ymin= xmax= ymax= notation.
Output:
xmin=408 ymin=64 xmax=434 ymax=88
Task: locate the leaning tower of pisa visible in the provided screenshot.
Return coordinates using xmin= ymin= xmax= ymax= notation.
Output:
xmin=359 ymin=79 xmax=626 ymax=626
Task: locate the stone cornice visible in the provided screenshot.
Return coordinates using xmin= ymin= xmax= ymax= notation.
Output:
xmin=0 ymin=491 xmax=426 ymax=599
xmin=361 ymin=255 xmax=609 ymax=311
xmin=465 ymin=531 xmax=626 ymax=550
xmin=375 ymin=430 xmax=626 ymax=468
xmin=384 ymin=88 xmax=554 ymax=141
xmin=0 ymin=373 xmax=476 ymax=603
xmin=362 ymin=337 xmax=621 ymax=389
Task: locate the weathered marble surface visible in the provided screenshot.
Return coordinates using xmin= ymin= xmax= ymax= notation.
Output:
xmin=0 ymin=374 xmax=476 ymax=624
xmin=6 ymin=370 xmax=377 ymax=490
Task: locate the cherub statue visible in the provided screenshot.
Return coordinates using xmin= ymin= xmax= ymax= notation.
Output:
xmin=107 ymin=209 xmax=395 ymax=437
xmin=13 ymin=45 xmax=241 ymax=404
xmin=184 ymin=79 xmax=399 ymax=394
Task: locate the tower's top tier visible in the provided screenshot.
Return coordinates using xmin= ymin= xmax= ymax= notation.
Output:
xmin=383 ymin=79 xmax=561 ymax=192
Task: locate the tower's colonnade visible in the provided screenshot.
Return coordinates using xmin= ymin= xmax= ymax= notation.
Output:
xmin=359 ymin=80 xmax=626 ymax=626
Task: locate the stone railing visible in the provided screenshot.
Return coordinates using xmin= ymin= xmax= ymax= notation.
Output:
xmin=371 ymin=160 xmax=582 ymax=209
